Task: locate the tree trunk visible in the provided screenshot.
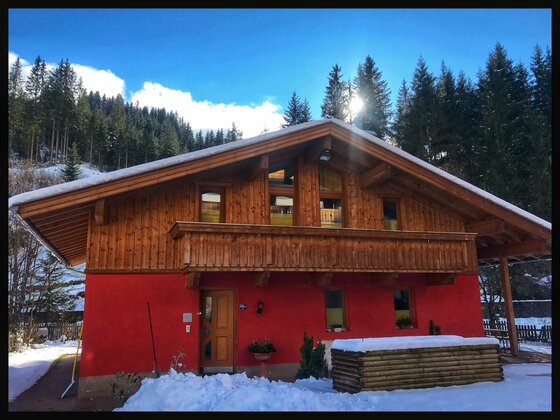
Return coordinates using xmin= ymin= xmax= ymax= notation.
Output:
xmin=50 ymin=121 xmax=56 ymax=163
xmin=89 ymin=132 xmax=93 ymax=163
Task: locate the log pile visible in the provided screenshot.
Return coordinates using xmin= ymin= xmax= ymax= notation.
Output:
xmin=331 ymin=344 xmax=503 ymax=393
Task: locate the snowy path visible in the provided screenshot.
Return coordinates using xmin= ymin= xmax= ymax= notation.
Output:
xmin=8 ymin=340 xmax=80 ymax=402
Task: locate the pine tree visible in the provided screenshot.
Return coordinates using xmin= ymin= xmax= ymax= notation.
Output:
xmin=63 ymin=142 xmax=82 ymax=182
xmin=392 ymin=79 xmax=411 ymax=147
xmin=25 ymin=56 xmax=48 ymax=163
xmin=183 ymin=122 xmax=195 ymax=152
xmin=282 ymin=91 xmax=312 ymax=127
xmin=295 ymin=332 xmax=328 ymax=379
xmin=225 ymin=122 xmax=242 ymax=142
xmin=477 ymin=44 xmax=528 ymax=205
xmin=353 ymin=55 xmax=392 ymax=139
xmin=34 ymin=254 xmax=78 ymax=323
xmin=432 ymin=62 xmax=460 ymax=172
xmin=403 ymin=57 xmax=440 ymax=162
xmin=455 ymin=71 xmax=481 ymax=184
xmin=321 ymin=64 xmax=349 ymax=121
xmin=283 ymin=91 xmax=302 ymax=127
xmin=300 ymin=98 xmax=312 ymax=123
xmin=8 ymin=57 xmax=25 ymax=159
xmin=194 ymin=130 xmax=204 ymax=150
xmin=158 ymin=119 xmax=180 ymax=158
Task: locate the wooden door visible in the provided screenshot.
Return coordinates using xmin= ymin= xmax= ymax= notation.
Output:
xmin=199 ymin=289 xmax=235 ymax=372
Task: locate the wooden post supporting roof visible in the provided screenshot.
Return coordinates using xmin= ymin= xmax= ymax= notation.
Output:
xmin=359 ymin=163 xmax=392 ymax=189
xmin=500 ymin=257 xmax=519 ymax=356
xmin=94 ymin=199 xmax=106 ymax=225
xmin=252 ymin=271 xmax=270 ymax=287
xmin=186 ymin=272 xmax=201 ymax=288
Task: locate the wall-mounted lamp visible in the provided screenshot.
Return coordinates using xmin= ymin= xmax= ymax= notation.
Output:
xmin=256 ymin=300 xmax=263 ymax=316
xmin=319 ymin=149 xmax=332 ymax=162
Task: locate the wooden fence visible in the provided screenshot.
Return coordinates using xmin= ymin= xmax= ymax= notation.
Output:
xmin=23 ymin=322 xmax=81 ymax=341
xmin=483 ymin=320 xmax=552 ymax=351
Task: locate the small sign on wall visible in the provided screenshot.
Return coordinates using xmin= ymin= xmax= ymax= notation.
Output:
xmin=183 ymin=313 xmax=192 ymax=323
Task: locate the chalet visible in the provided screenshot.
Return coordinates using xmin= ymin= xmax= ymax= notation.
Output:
xmin=8 ymin=119 xmax=551 ymax=397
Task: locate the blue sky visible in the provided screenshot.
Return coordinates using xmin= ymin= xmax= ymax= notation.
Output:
xmin=8 ymin=8 xmax=551 ymax=137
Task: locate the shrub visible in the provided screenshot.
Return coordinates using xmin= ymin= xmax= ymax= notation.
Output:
xmin=295 ymin=332 xmax=328 ymax=379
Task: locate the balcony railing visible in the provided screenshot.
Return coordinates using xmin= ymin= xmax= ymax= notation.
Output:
xmin=169 ymin=222 xmax=478 ymax=273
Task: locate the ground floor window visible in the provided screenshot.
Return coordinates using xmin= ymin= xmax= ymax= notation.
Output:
xmin=325 ymin=289 xmax=346 ymax=331
xmin=394 ymin=289 xmax=414 ymax=328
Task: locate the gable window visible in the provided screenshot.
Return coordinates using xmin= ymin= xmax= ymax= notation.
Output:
xmin=325 ymin=289 xmax=346 ymax=331
xmin=269 ymin=161 xmax=295 ymax=226
xmin=383 ymin=199 xmax=398 ymax=230
xmin=200 ymin=189 xmax=224 ymax=223
xmin=319 ymin=166 xmax=344 ymax=228
xmin=394 ymin=289 xmax=414 ymax=328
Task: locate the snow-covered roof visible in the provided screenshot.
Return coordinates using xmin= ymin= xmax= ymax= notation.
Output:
xmin=8 ymin=120 xmax=326 ymax=210
xmin=331 ymin=335 xmax=499 ymax=353
xmin=8 ymin=118 xmax=551 ymax=233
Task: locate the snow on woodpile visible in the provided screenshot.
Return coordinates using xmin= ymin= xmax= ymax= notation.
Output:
xmin=331 ymin=335 xmax=499 ymax=353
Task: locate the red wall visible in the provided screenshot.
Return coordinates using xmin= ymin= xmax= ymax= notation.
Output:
xmin=80 ymin=272 xmax=484 ymax=377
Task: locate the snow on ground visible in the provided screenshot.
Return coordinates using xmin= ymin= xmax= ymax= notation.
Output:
xmin=8 ymin=340 xmax=80 ymax=402
xmin=116 ymin=363 xmax=551 ymax=412
xmin=519 ymin=342 xmax=552 ymax=355
xmin=501 ymin=317 xmax=551 ymax=328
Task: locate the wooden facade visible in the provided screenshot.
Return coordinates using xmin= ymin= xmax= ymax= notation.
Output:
xmin=84 ymin=161 xmax=472 ymax=273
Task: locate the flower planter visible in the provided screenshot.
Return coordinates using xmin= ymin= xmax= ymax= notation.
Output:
xmin=252 ymin=352 xmax=272 ymax=361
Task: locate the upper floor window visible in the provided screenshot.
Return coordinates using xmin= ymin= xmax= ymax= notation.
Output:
xmin=319 ymin=166 xmax=343 ymax=228
xmin=200 ymin=189 xmax=224 ymax=223
xmin=383 ymin=199 xmax=398 ymax=230
xmin=269 ymin=161 xmax=295 ymax=226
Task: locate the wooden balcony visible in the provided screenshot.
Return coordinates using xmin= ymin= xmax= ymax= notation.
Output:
xmin=169 ymin=222 xmax=478 ymax=274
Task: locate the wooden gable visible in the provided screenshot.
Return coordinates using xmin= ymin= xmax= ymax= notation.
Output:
xmin=9 ymin=119 xmax=551 ymax=268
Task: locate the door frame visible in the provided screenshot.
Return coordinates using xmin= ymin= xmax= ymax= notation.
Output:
xmin=198 ymin=288 xmax=237 ymax=374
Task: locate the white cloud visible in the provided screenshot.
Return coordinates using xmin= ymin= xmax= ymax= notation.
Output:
xmin=131 ymin=82 xmax=284 ymax=138
xmin=72 ymin=63 xmax=125 ymax=98
xmin=9 ymin=52 xmax=284 ymax=138
xmin=8 ymin=51 xmax=125 ymax=98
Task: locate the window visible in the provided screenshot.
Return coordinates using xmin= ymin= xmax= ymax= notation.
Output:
xmin=394 ymin=289 xmax=414 ymax=328
xmin=383 ymin=199 xmax=398 ymax=230
xmin=319 ymin=166 xmax=344 ymax=228
xmin=269 ymin=162 xmax=295 ymax=226
xmin=325 ymin=289 xmax=346 ymax=330
xmin=200 ymin=189 xmax=223 ymax=223
xmin=270 ymin=195 xmax=293 ymax=226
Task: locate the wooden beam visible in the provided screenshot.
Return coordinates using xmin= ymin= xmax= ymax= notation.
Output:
xmin=425 ymin=273 xmax=455 ymax=286
xmin=359 ymin=163 xmax=392 ymax=189
xmin=465 ymin=218 xmax=505 ymax=236
xmin=310 ymin=272 xmax=333 ymax=287
xmin=500 ymin=257 xmax=519 ymax=356
xmin=252 ymin=271 xmax=270 ymax=287
xmin=305 ymin=136 xmax=332 ymax=163
xmin=94 ymin=199 xmax=107 ymax=225
xmin=477 ymin=239 xmax=548 ymax=259
xmin=372 ymin=273 xmax=399 ymax=287
xmin=185 ymin=272 xmax=201 ymax=288
xmin=246 ymin=155 xmax=268 ymax=181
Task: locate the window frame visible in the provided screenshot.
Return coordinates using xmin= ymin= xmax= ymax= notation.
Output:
xmin=319 ymin=164 xmax=345 ymax=228
xmin=324 ymin=288 xmax=347 ymax=332
xmin=199 ymin=186 xmax=226 ymax=223
xmin=382 ymin=197 xmax=401 ymax=231
xmin=393 ymin=288 xmax=416 ymax=329
xmin=268 ymin=161 xmax=296 ymax=226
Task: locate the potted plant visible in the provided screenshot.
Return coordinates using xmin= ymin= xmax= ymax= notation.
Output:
xmin=248 ymin=338 xmax=276 ymax=361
